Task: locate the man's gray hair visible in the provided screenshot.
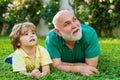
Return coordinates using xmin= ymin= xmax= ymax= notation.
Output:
xmin=52 ymin=10 xmax=74 ymax=28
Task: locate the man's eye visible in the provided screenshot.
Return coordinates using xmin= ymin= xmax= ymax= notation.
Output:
xmin=73 ymin=17 xmax=77 ymax=21
xmin=64 ymin=22 xmax=70 ymax=27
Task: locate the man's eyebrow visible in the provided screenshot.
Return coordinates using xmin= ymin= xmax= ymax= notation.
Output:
xmin=73 ymin=16 xmax=77 ymax=19
xmin=63 ymin=15 xmax=76 ymax=26
xmin=63 ymin=20 xmax=70 ymax=26
xmin=64 ymin=20 xmax=70 ymax=24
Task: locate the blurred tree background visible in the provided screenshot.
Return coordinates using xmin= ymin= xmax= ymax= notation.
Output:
xmin=75 ymin=0 xmax=120 ymax=37
xmin=0 ymin=0 xmax=120 ymax=37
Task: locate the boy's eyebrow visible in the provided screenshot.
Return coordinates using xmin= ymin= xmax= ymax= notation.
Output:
xmin=21 ymin=31 xmax=27 ymax=34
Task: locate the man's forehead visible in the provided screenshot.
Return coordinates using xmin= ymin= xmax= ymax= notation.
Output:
xmin=58 ymin=13 xmax=75 ymax=25
xmin=54 ymin=10 xmax=75 ymax=27
xmin=58 ymin=11 xmax=74 ymax=17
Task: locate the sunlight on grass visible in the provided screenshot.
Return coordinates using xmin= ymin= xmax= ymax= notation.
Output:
xmin=0 ymin=37 xmax=120 ymax=80
xmin=99 ymin=38 xmax=120 ymax=44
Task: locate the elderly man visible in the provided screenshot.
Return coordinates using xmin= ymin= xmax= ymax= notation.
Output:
xmin=45 ymin=10 xmax=101 ymax=76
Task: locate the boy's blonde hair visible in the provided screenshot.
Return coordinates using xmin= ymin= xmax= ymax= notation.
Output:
xmin=10 ymin=22 xmax=37 ymax=50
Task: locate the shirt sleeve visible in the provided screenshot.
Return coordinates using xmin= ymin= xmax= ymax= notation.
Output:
xmin=85 ymin=29 xmax=101 ymax=58
xmin=45 ymin=31 xmax=61 ymax=58
xmin=12 ymin=51 xmax=26 ymax=72
xmin=39 ymin=46 xmax=53 ymax=66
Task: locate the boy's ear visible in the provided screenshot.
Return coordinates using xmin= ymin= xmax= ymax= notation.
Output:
xmin=54 ymin=28 xmax=62 ymax=36
xmin=17 ymin=43 xmax=20 ymax=46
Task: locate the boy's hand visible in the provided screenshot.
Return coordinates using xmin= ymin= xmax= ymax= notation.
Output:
xmin=31 ymin=68 xmax=41 ymax=79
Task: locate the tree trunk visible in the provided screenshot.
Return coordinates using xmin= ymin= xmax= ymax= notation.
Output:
xmin=37 ymin=18 xmax=49 ymax=36
xmin=59 ymin=0 xmax=74 ymax=13
xmin=37 ymin=0 xmax=75 ymax=36
xmin=37 ymin=0 xmax=50 ymax=37
xmin=0 ymin=23 xmax=9 ymax=36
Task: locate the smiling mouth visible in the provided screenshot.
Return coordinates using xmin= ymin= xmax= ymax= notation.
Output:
xmin=73 ymin=29 xmax=80 ymax=34
xmin=30 ymin=39 xmax=35 ymax=42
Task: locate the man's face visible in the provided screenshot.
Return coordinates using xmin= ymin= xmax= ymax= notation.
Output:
xmin=56 ymin=11 xmax=82 ymax=41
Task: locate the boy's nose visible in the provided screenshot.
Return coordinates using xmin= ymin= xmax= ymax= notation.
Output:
xmin=30 ymin=34 xmax=34 ymax=37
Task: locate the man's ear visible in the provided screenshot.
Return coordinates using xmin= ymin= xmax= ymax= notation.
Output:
xmin=54 ymin=28 xmax=62 ymax=36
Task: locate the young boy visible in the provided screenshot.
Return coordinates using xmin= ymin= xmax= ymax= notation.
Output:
xmin=9 ymin=22 xmax=52 ymax=79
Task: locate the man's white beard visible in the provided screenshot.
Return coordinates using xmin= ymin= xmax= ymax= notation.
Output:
xmin=61 ymin=26 xmax=82 ymax=41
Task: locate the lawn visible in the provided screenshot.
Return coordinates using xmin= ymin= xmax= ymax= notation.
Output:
xmin=0 ymin=37 xmax=120 ymax=80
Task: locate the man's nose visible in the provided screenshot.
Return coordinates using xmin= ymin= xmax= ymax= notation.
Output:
xmin=71 ymin=22 xmax=77 ymax=29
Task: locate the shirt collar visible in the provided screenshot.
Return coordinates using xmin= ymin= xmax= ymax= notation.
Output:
xmin=61 ymin=37 xmax=81 ymax=46
xmin=18 ymin=46 xmax=39 ymax=58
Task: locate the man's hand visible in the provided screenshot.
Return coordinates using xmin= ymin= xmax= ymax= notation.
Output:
xmin=52 ymin=58 xmax=99 ymax=76
xmin=76 ymin=65 xmax=99 ymax=76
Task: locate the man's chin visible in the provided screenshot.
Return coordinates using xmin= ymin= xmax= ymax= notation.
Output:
xmin=61 ymin=32 xmax=82 ymax=41
xmin=68 ymin=36 xmax=82 ymax=41
xmin=71 ymin=37 xmax=81 ymax=41
xmin=71 ymin=34 xmax=82 ymax=41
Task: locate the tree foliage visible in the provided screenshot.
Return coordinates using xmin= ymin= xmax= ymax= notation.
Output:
xmin=1 ymin=0 xmax=120 ymax=36
xmin=40 ymin=0 xmax=59 ymax=28
xmin=1 ymin=0 xmax=42 ymax=35
xmin=0 ymin=0 xmax=11 ymax=34
xmin=75 ymin=0 xmax=120 ymax=36
xmin=1 ymin=0 xmax=59 ymax=35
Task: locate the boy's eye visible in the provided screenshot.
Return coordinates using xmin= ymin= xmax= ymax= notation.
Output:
xmin=32 ymin=32 xmax=35 ymax=34
xmin=25 ymin=33 xmax=28 ymax=35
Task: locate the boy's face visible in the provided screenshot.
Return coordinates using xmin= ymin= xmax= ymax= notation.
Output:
xmin=19 ymin=27 xmax=37 ymax=48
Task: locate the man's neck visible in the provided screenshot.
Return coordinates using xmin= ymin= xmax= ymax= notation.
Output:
xmin=65 ymin=40 xmax=76 ymax=50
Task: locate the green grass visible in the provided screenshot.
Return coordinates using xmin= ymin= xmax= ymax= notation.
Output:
xmin=0 ymin=37 xmax=120 ymax=80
